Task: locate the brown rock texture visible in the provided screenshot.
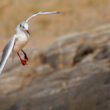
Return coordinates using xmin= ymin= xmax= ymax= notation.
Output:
xmin=1 ymin=24 xmax=110 ymax=110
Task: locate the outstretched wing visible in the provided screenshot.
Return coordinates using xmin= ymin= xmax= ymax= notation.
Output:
xmin=25 ymin=11 xmax=60 ymax=22
xmin=0 ymin=35 xmax=16 ymax=74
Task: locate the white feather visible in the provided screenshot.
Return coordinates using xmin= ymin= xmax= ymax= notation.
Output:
xmin=0 ymin=35 xmax=17 ymax=74
xmin=26 ymin=11 xmax=60 ymax=22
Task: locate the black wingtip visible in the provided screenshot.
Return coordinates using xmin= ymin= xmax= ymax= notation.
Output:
xmin=55 ymin=11 xmax=64 ymax=14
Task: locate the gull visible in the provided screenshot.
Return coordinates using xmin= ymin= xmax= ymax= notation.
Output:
xmin=0 ymin=11 xmax=60 ymax=74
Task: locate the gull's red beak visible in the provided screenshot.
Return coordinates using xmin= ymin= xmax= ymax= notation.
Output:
xmin=26 ymin=30 xmax=30 ymax=35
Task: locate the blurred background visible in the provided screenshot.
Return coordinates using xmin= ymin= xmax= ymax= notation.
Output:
xmin=0 ymin=0 xmax=110 ymax=50
xmin=1 ymin=0 xmax=110 ymax=110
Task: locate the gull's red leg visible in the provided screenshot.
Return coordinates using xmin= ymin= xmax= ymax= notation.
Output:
xmin=17 ymin=52 xmax=27 ymax=65
xmin=21 ymin=50 xmax=28 ymax=61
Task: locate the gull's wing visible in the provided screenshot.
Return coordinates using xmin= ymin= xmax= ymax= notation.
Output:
xmin=0 ymin=35 xmax=17 ymax=74
xmin=25 ymin=11 xmax=60 ymax=22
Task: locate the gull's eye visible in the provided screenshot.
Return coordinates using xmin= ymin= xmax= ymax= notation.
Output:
xmin=20 ymin=24 xmax=25 ymax=29
xmin=20 ymin=24 xmax=22 ymax=27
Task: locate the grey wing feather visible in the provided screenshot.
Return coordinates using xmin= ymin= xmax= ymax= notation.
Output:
xmin=0 ymin=36 xmax=16 ymax=74
xmin=26 ymin=11 xmax=60 ymax=22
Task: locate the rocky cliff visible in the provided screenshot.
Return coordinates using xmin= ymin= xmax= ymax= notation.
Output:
xmin=0 ymin=24 xmax=110 ymax=110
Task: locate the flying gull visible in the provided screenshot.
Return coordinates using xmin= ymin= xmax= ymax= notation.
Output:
xmin=0 ymin=11 xmax=60 ymax=74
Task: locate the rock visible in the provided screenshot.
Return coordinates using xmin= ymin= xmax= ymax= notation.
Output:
xmin=1 ymin=24 xmax=110 ymax=110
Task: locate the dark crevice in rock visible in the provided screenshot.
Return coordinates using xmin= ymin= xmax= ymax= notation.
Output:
xmin=73 ymin=43 xmax=95 ymax=65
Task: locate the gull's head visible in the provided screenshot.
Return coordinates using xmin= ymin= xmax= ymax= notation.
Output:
xmin=19 ymin=21 xmax=30 ymax=34
xmin=16 ymin=21 xmax=30 ymax=34
xmin=19 ymin=21 xmax=28 ymax=30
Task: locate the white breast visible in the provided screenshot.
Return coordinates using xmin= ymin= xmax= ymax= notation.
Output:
xmin=13 ymin=33 xmax=29 ymax=53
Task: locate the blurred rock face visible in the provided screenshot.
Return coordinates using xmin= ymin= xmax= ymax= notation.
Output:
xmin=0 ymin=24 xmax=110 ymax=110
